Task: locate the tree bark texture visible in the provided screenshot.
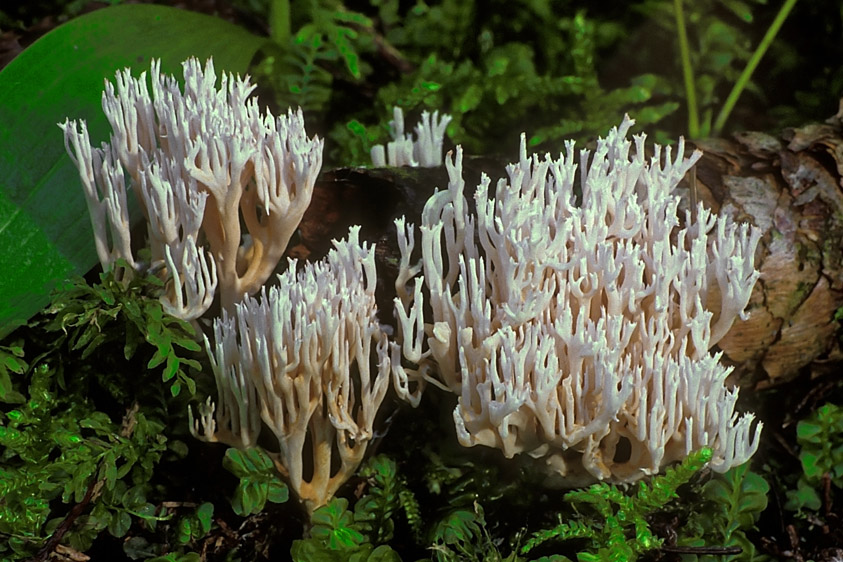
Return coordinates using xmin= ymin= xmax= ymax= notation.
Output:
xmin=691 ymin=104 xmax=843 ymax=387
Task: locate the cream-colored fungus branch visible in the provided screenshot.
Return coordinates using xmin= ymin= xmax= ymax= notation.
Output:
xmin=190 ymin=227 xmax=392 ymax=514
xmin=60 ymin=57 xmax=323 ymax=319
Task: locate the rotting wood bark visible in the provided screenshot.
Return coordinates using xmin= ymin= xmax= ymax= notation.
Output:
xmin=690 ymin=102 xmax=843 ymax=387
xmin=293 ymin=107 xmax=843 ymax=389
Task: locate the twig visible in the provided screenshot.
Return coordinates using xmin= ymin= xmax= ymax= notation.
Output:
xmin=660 ymin=544 xmax=742 ymax=555
xmin=26 ymin=403 xmax=140 ymax=561
xmin=26 ymin=478 xmax=100 ymax=562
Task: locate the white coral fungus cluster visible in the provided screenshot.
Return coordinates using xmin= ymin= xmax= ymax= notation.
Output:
xmin=60 ymin=58 xmax=323 ymax=319
xmin=393 ymin=116 xmax=763 ymax=484
xmin=190 ymin=226 xmax=392 ymax=513
xmin=370 ymin=106 xmax=452 ymax=167
xmin=63 ymin=66 xmax=764 ymax=510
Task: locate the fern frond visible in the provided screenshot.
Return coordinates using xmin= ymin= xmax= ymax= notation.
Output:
xmin=520 ymin=519 xmax=595 ymax=554
xmin=635 ymin=447 xmax=712 ymax=513
xmin=521 ymin=449 xmax=711 ymax=558
xmin=399 ymin=487 xmax=424 ymax=542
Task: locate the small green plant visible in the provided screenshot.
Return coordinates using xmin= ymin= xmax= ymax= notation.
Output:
xmin=0 ymin=268 xmax=209 ymax=560
xmin=354 ymin=454 xmax=424 ymax=544
xmin=44 ymin=265 xmax=202 ymax=397
xmin=429 ymin=502 xmax=520 ymax=562
xmin=248 ymin=0 xmax=687 ymax=166
xmin=421 ymin=445 xmax=527 ymax=510
xmin=0 ymin=362 xmax=170 ymax=558
xmin=359 ymin=3 xmax=678 ymax=158
xmin=677 ymin=462 xmax=770 ymax=561
xmin=0 ymin=342 xmax=26 ymax=403
xmin=243 ymin=0 xmax=821 ymax=167
xmin=654 ymin=0 xmax=800 ymax=137
xmin=252 ymin=0 xmax=376 ymax=115
xmin=222 ymin=447 xmax=290 ymax=516
xmin=290 ymin=497 xmax=402 ymax=561
xmin=311 ymin=497 xmax=368 ymax=550
xmin=521 ymin=448 xmax=713 ymax=561
xmin=290 ymin=454 xmax=421 ymax=560
xmin=176 ymin=502 xmax=214 ymax=545
xmin=783 ymin=402 xmax=843 ymax=514
xmin=795 ymin=403 xmax=843 ymax=486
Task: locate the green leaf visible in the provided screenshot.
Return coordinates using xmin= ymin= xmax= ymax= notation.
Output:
xmin=0 ymin=4 xmax=268 ymax=338
xmin=801 ymin=451 xmax=822 ymax=479
xmin=169 ymin=439 xmax=189 ymax=458
xmin=147 ymin=349 xmax=166 ymax=370
xmin=737 ymin=471 xmax=770 ymax=515
xmin=103 ymin=454 xmax=118 ymax=490
xmin=178 ymin=517 xmax=194 ymax=544
xmin=357 ymin=545 xmax=402 ymax=562
xmin=785 ymin=477 xmax=821 ymax=512
xmin=431 ymin=508 xmax=484 ymax=547
xmin=456 ymin=83 xmax=483 ymax=112
xmin=0 ymin=345 xmax=27 ymax=403
xmin=267 ymin=479 xmax=290 ymax=504
xmin=720 ymin=0 xmax=755 ymax=23
xmin=123 ymin=536 xmax=157 ymax=559
xmin=290 ymin=539 xmax=349 ymax=562
xmin=311 ymin=498 xmax=366 ymax=550
xmin=196 ymin=502 xmax=214 ymax=533
xmin=796 ymin=421 xmax=823 ymax=443
xmin=107 ymin=510 xmax=132 ymax=538
xmin=224 ymin=448 xmax=288 ymax=516
xmin=122 ymin=485 xmax=147 ymax=509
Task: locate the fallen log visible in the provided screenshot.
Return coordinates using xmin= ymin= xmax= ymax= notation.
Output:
xmin=692 ymin=103 xmax=843 ymax=387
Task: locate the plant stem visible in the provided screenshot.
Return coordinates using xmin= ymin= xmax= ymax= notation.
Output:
xmin=712 ymin=0 xmax=800 ymax=136
xmin=674 ymin=0 xmax=699 ymax=138
xmin=269 ymin=0 xmax=291 ymax=46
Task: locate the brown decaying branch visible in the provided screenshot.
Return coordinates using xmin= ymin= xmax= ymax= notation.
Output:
xmin=27 ymin=404 xmax=140 ymax=561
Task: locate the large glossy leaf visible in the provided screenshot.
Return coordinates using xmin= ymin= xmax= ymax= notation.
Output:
xmin=0 ymin=4 xmax=269 ymax=338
